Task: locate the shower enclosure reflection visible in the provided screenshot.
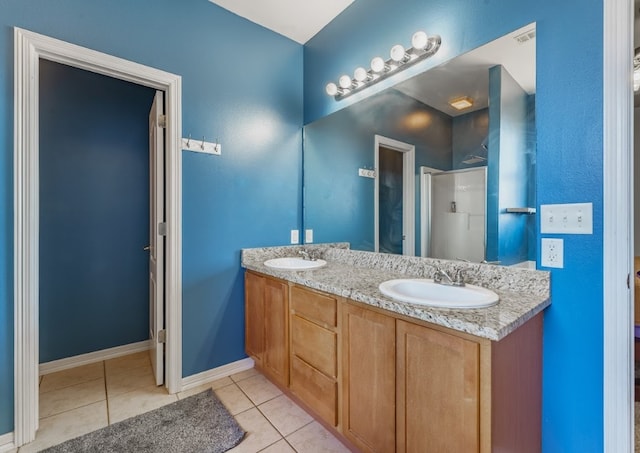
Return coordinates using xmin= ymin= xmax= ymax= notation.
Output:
xmin=421 ymin=167 xmax=487 ymax=262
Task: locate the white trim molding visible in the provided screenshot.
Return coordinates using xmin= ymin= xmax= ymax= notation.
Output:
xmin=374 ymin=134 xmax=416 ymax=256
xmin=0 ymin=432 xmax=16 ymax=453
xmin=39 ymin=341 xmax=151 ymax=375
xmin=603 ymin=0 xmax=634 ymax=451
xmin=13 ymin=27 xmax=183 ymax=446
xmin=181 ymin=358 xmax=255 ymax=391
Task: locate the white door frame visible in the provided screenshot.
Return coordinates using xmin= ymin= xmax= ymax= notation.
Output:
xmin=603 ymin=0 xmax=633 ymax=451
xmin=13 ymin=27 xmax=183 ymax=446
xmin=374 ymin=135 xmax=415 ymax=256
xmin=419 ymin=166 xmax=442 ymax=258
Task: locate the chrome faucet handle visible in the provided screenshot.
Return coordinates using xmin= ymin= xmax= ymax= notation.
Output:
xmin=430 ymin=264 xmax=454 ymax=285
xmin=298 ymin=249 xmax=311 ymax=260
xmin=453 ymin=269 xmax=466 ymax=286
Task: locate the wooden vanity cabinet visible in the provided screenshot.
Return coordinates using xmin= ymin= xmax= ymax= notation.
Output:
xmin=245 ymin=272 xmax=542 ymax=453
xmin=289 ymin=285 xmax=339 ymax=427
xmin=244 ymin=271 xmax=289 ymax=387
xmin=343 ymin=301 xmax=541 ymax=453
xmin=342 ymin=303 xmax=396 ymax=453
xmin=396 ymin=320 xmax=480 ymax=453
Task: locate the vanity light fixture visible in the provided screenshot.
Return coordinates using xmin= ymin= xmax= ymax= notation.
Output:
xmin=448 ymin=96 xmax=474 ymax=111
xmin=325 ymin=30 xmax=442 ymax=100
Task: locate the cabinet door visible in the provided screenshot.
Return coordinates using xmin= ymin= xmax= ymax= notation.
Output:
xmin=245 ymin=271 xmax=265 ymax=365
xmin=263 ymin=277 xmax=289 ymax=387
xmin=342 ymin=303 xmax=395 ymax=453
xmin=397 ymin=320 xmax=480 ymax=453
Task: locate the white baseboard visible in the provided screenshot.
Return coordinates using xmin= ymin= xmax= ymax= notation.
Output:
xmin=181 ymin=358 xmax=255 ymax=391
xmin=39 ymin=340 xmax=151 ymax=375
xmin=0 ymin=432 xmax=15 ymax=452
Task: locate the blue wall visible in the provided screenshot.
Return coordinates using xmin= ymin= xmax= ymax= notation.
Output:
xmin=39 ymin=60 xmax=154 ymax=363
xmin=304 ymin=0 xmax=603 ymax=451
xmin=451 ymin=109 xmax=489 ymax=169
xmin=486 ymin=65 xmax=529 ymax=265
xmin=0 ymin=0 xmax=303 ymax=435
xmin=304 ymin=89 xmax=452 ymax=253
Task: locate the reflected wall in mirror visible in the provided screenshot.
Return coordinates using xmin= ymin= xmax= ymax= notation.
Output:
xmin=303 ymin=24 xmax=536 ymax=266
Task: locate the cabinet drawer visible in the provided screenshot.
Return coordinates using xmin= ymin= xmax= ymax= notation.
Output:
xmin=291 ymin=286 xmax=337 ymax=328
xmin=291 ymin=315 xmax=337 ymax=378
xmin=290 ymin=356 xmax=338 ymax=427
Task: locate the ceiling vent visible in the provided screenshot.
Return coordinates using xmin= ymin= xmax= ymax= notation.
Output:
xmin=513 ymin=29 xmax=536 ymax=44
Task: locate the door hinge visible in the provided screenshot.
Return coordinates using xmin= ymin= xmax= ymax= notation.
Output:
xmin=158 ymin=222 xmax=167 ymax=236
xmin=158 ymin=115 xmax=167 ymax=128
xmin=158 ymin=329 xmax=166 ymax=344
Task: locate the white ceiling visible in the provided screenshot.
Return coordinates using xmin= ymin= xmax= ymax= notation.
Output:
xmin=395 ymin=24 xmax=536 ymax=117
xmin=208 ymin=0 xmax=354 ymax=44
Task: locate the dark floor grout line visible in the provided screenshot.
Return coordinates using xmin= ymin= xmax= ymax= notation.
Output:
xmin=38 ymin=397 xmax=108 ymax=422
xmin=103 ymin=361 xmax=111 ymax=425
xmin=38 ymin=376 xmax=105 ymax=395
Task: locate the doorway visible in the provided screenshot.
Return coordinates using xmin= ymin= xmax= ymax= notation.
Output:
xmin=374 ymin=135 xmax=415 ymax=256
xmin=14 ymin=28 xmax=183 ymax=446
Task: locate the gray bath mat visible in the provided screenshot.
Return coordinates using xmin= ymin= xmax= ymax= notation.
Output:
xmin=42 ymin=389 xmax=245 ymax=453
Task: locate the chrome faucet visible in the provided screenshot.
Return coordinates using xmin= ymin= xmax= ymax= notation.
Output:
xmin=431 ymin=265 xmax=466 ymax=287
xmin=298 ymin=249 xmax=317 ymax=261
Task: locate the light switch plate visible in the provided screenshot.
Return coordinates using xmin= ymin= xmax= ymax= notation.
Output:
xmin=290 ymin=229 xmax=299 ymax=244
xmin=540 ymin=203 xmax=593 ymax=234
xmin=305 ymin=229 xmax=313 ymax=243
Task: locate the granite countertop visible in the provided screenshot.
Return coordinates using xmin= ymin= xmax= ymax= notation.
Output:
xmin=241 ymin=244 xmax=551 ymax=341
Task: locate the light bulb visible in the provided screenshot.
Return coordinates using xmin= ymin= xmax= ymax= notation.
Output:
xmin=339 ymin=75 xmax=352 ymax=89
xmin=390 ymin=44 xmax=408 ymax=62
xmin=371 ymin=56 xmax=386 ymax=73
xmin=634 ymin=70 xmax=640 ymax=92
xmin=411 ymin=31 xmax=429 ymax=50
xmin=354 ymin=67 xmax=369 ymax=82
xmin=325 ymin=82 xmax=338 ymax=96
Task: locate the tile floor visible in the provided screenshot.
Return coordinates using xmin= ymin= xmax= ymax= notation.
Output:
xmin=14 ymin=351 xmax=351 ymax=452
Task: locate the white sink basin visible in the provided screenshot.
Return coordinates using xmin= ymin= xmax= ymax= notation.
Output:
xmin=264 ymin=257 xmax=327 ymax=270
xmin=379 ymin=278 xmax=499 ymax=309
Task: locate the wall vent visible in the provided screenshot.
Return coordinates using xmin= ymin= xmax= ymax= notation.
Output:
xmin=513 ymin=28 xmax=536 ymax=44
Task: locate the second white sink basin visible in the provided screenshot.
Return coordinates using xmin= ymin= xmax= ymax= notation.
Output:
xmin=264 ymin=257 xmax=327 ymax=270
xmin=379 ymin=278 xmax=499 ymax=309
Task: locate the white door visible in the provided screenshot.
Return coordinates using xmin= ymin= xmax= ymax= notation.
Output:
xmin=149 ymin=91 xmax=165 ymax=386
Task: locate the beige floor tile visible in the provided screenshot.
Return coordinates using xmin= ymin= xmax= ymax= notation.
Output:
xmin=107 ymin=385 xmax=177 ymax=424
xmin=39 ymin=378 xmax=106 ymax=418
xmin=236 ymin=374 xmax=282 ymax=406
xmin=230 ymin=367 xmax=260 ymax=383
xmin=259 ymin=439 xmax=296 ymax=453
xmin=104 ymin=351 xmax=150 ymax=375
xmin=258 ymin=394 xmax=314 ymax=437
xmin=19 ymin=401 xmax=108 ymax=453
xmin=106 ymin=362 xmax=155 ymax=398
xmin=286 ymin=422 xmax=350 ymax=453
xmin=40 ymin=362 xmax=104 ymax=394
xmin=227 ymin=408 xmax=282 ymax=453
xmin=177 ymin=377 xmax=234 ymax=400
xmin=214 ymin=384 xmax=254 ymax=415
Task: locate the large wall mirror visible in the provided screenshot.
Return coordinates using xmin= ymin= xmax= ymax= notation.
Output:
xmin=303 ymin=23 xmax=536 ymax=266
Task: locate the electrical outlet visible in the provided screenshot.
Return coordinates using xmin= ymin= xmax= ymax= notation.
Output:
xmin=541 ymin=238 xmax=564 ymax=268
xmin=305 ymin=229 xmax=313 ymax=243
xmin=290 ymin=229 xmax=299 ymax=244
